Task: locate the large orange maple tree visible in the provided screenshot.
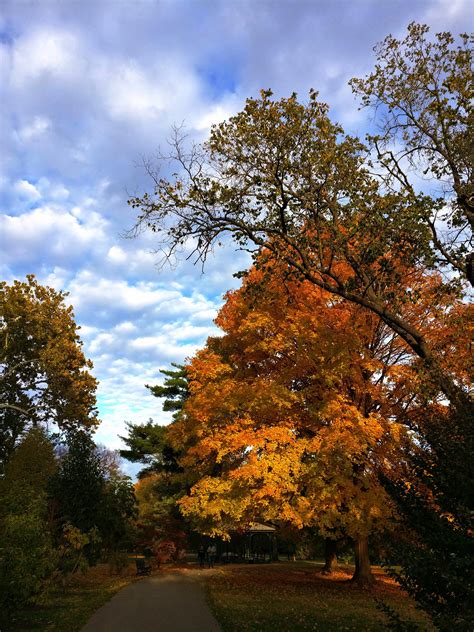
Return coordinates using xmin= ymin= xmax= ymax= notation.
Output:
xmin=170 ymin=263 xmax=439 ymax=582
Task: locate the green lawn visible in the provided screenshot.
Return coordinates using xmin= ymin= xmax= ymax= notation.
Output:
xmin=205 ymin=561 xmax=433 ymax=631
xmin=5 ymin=564 xmax=137 ymax=632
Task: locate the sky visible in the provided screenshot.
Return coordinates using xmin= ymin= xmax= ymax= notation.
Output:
xmin=0 ymin=0 xmax=471 ymax=472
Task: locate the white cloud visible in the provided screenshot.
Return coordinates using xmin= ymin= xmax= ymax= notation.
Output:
xmin=107 ymin=245 xmax=128 ymax=264
xmin=1 ymin=205 xmax=108 ymax=263
xmin=11 ymin=28 xmax=80 ymax=86
xmin=68 ymin=276 xmax=180 ymax=312
xmin=13 ymin=179 xmax=41 ymax=201
xmin=114 ymin=321 xmax=137 ymax=334
xmin=195 ymin=98 xmax=239 ymax=131
xmin=425 ymin=0 xmax=470 ymax=22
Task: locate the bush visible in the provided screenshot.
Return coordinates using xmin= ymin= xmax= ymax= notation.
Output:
xmin=0 ymin=502 xmax=58 ymax=622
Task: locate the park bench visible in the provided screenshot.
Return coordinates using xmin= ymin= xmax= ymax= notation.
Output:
xmin=135 ymin=557 xmax=152 ymax=576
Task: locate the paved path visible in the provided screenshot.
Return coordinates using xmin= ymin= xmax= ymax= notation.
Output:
xmin=82 ymin=570 xmax=221 ymax=632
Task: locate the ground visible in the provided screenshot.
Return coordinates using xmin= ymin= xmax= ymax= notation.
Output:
xmin=10 ymin=560 xmax=433 ymax=631
xmin=82 ymin=570 xmax=220 ymax=632
xmin=205 ymin=561 xmax=433 ymax=631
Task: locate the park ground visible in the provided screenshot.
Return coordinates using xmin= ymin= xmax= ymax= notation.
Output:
xmin=10 ymin=560 xmax=433 ymax=631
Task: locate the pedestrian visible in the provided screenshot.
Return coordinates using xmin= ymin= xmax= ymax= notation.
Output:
xmin=198 ymin=545 xmax=206 ymax=569
xmin=208 ymin=544 xmax=217 ymax=568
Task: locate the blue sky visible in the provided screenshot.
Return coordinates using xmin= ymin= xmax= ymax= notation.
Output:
xmin=0 ymin=0 xmax=470 ymax=470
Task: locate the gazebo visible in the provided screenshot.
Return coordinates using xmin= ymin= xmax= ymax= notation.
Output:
xmin=219 ymin=523 xmax=278 ymax=563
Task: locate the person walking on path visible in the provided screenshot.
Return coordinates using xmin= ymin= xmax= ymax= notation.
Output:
xmin=208 ymin=544 xmax=217 ymax=568
xmin=198 ymin=545 xmax=207 ymax=569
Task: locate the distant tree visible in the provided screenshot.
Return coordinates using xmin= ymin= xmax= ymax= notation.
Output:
xmin=52 ymin=431 xmax=136 ymax=563
xmin=0 ymin=276 xmax=99 ymax=472
xmin=0 ymin=427 xmax=57 ymax=517
xmin=98 ymin=471 xmax=137 ymax=555
xmin=51 ymin=431 xmax=105 ymax=550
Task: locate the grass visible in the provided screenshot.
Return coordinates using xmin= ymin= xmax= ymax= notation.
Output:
xmin=5 ymin=563 xmax=138 ymax=631
xmin=205 ymin=561 xmax=433 ymax=631
xmin=7 ymin=559 xmax=433 ymax=631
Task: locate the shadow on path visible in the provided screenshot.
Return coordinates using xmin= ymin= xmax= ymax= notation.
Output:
xmin=81 ymin=570 xmax=221 ymax=632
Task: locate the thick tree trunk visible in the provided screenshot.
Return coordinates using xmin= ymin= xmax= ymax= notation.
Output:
xmin=321 ymin=538 xmax=338 ymax=575
xmin=351 ymin=536 xmax=375 ymax=587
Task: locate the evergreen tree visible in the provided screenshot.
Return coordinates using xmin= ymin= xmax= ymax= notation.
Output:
xmin=120 ymin=364 xmax=189 ymax=477
xmin=52 ymin=431 xmax=105 ymax=536
xmin=121 ymin=364 xmax=190 ymax=554
xmin=146 ymin=363 xmax=189 ymax=419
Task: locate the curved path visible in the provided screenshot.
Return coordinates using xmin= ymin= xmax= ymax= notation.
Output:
xmin=81 ymin=570 xmax=221 ymax=632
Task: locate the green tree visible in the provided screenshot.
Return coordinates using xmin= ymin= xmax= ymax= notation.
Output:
xmin=146 ymin=363 xmax=189 ymax=419
xmin=51 ymin=431 xmax=105 ymax=564
xmin=383 ymin=403 xmax=474 ymax=630
xmin=120 ymin=365 xmax=188 ymax=477
xmin=121 ymin=365 xmax=190 ymax=555
xmin=0 ymin=428 xmax=58 ymax=621
xmin=99 ymin=473 xmax=137 ymax=555
xmin=0 ymin=427 xmax=57 ymax=516
xmin=120 ymin=420 xmax=173 ymax=478
xmin=0 ymin=276 xmax=99 ymax=472
xmin=52 ymin=431 xmax=137 ymax=563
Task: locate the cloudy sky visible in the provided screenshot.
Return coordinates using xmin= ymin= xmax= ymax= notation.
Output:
xmin=0 ymin=0 xmax=470 ymax=469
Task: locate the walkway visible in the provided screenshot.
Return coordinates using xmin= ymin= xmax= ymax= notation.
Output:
xmin=81 ymin=570 xmax=222 ymax=632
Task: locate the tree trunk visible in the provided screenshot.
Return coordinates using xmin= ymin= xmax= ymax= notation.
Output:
xmin=351 ymin=536 xmax=375 ymax=587
xmin=321 ymin=538 xmax=338 ymax=575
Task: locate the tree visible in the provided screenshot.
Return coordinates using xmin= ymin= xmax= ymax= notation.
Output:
xmin=52 ymin=431 xmax=105 ymax=541
xmin=0 ymin=276 xmax=99 ymax=471
xmin=146 ymin=363 xmax=189 ymax=419
xmin=120 ymin=365 xmax=190 ymax=555
xmin=383 ymin=403 xmax=474 ymax=630
xmin=350 ymin=23 xmax=473 ymax=286
xmin=0 ymin=428 xmax=58 ymax=621
xmin=129 ymin=83 xmax=471 ymax=409
xmin=51 ymin=431 xmax=136 ymax=563
xmin=129 ymin=21 xmax=472 ymax=612
xmin=170 ymin=264 xmax=420 ymax=584
xmin=120 ymin=365 xmax=188 ymax=478
xmin=120 ymin=420 xmax=179 ymax=479
xmin=99 ymin=470 xmax=137 ymax=556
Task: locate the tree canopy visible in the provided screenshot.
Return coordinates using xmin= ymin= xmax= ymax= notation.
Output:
xmin=0 ymin=276 xmax=99 ymax=470
xmin=350 ymin=23 xmax=473 ymax=284
xmin=129 ymin=25 xmax=472 ymax=410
